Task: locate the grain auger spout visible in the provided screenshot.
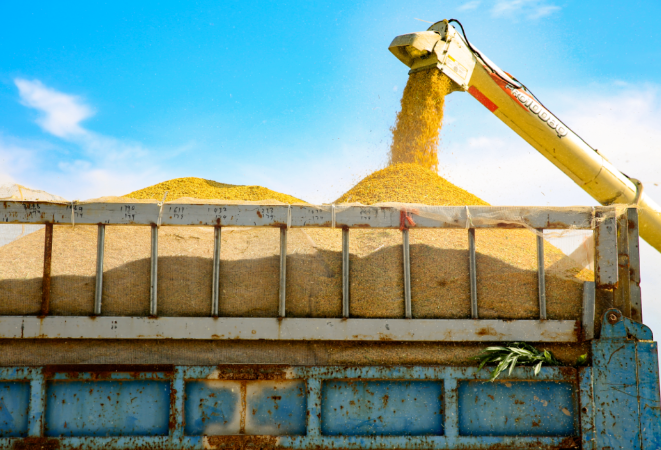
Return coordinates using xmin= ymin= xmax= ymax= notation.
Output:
xmin=389 ymin=19 xmax=661 ymax=253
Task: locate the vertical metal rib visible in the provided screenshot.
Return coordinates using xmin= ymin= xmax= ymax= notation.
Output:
xmin=468 ymin=228 xmax=478 ymax=319
xmin=582 ymin=281 xmax=595 ymax=341
xmin=614 ymin=211 xmax=631 ymax=318
xmin=94 ymin=224 xmax=105 ymax=315
xmin=279 ymin=227 xmax=287 ymax=318
xmin=150 ymin=224 xmax=158 ymax=316
xmin=211 ymin=226 xmax=221 ymax=317
xmin=403 ymin=229 xmax=412 ymax=319
xmin=627 ymin=207 xmax=642 ymax=322
xmin=537 ymin=231 xmax=547 ymax=320
xmin=342 ymin=228 xmax=350 ymax=318
xmin=41 ymin=223 xmax=54 ymax=317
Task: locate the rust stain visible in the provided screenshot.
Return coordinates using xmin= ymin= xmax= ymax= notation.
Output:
xmin=12 ymin=438 xmax=60 ymax=450
xmin=43 ymin=364 xmax=174 ymax=379
xmin=40 ymin=223 xmax=54 ymax=317
xmin=558 ymin=367 xmax=577 ymax=379
xmin=558 ymin=436 xmax=581 ymax=449
xmin=545 ymin=220 xmax=572 ymax=229
xmin=476 ymin=327 xmax=499 ymax=337
xmin=256 ymin=211 xmax=263 ymax=218
xmin=206 ymin=435 xmax=277 ymax=449
xmin=213 ymin=364 xmax=289 ymax=380
xmin=169 ymin=384 xmax=178 ymax=431
xmin=239 ymin=381 xmax=247 ymax=434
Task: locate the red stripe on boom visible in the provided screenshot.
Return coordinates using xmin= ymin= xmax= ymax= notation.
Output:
xmin=468 ymin=86 xmax=498 ymax=113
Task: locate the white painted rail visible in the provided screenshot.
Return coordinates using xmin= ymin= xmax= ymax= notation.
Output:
xmin=0 ymin=202 xmax=597 ymax=229
xmin=0 ymin=317 xmax=579 ymax=342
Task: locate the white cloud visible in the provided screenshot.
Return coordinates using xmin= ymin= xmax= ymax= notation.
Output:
xmin=556 ymin=84 xmax=661 ymax=182
xmin=14 ymin=78 xmax=153 ymax=164
xmin=15 ymin=79 xmax=94 ymax=138
xmin=491 ymin=0 xmax=560 ymax=19
xmin=458 ymin=1 xmax=482 ymax=11
xmin=527 ymin=4 xmax=561 ymax=19
xmin=8 ymin=79 xmax=178 ymax=200
xmin=441 ymin=82 xmax=661 ymax=207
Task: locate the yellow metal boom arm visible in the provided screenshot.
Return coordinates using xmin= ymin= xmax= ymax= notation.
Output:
xmin=389 ymin=20 xmax=661 ymax=253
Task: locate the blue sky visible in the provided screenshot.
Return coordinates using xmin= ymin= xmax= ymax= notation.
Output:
xmin=2 ymin=1 xmax=661 ymax=336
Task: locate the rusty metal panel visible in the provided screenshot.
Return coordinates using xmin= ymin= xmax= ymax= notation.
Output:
xmin=593 ymin=339 xmax=640 ymax=448
xmin=578 ymin=368 xmax=595 ymax=450
xmin=627 ymin=208 xmax=643 ymax=322
xmin=321 ymin=380 xmax=444 ymax=436
xmin=614 ymin=210 xmax=632 ymax=317
xmin=592 ymin=309 xmax=661 ymax=449
xmin=184 ymin=380 xmax=306 ymax=437
xmin=184 ymin=381 xmax=241 ymax=436
xmin=635 ymin=342 xmax=661 ymax=450
xmin=582 ymin=281 xmax=595 ymax=341
xmin=0 ymin=362 xmax=656 ymax=449
xmin=457 ymin=380 xmax=577 ymax=436
xmin=0 ymin=383 xmax=30 ymax=437
xmin=594 ymin=213 xmax=618 ymax=289
xmin=44 ymin=380 xmax=171 ymax=437
xmin=245 ymin=381 xmax=306 ymax=435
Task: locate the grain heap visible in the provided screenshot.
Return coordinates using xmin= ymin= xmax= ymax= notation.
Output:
xmin=126 ymin=177 xmax=303 ymax=203
xmin=0 ymin=174 xmax=595 ymax=366
xmin=388 ymin=70 xmax=455 ymax=171
xmin=336 ymin=163 xmax=487 ymax=205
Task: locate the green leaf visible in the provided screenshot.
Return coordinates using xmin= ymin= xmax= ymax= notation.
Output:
xmin=477 ymin=342 xmax=560 ymax=381
xmin=489 ymin=360 xmax=506 ymax=381
xmin=576 ymin=354 xmax=588 ymax=366
xmin=507 ymin=347 xmax=533 ymax=357
xmin=485 ymin=346 xmax=508 ymax=352
xmin=508 ymin=355 xmax=519 ymax=375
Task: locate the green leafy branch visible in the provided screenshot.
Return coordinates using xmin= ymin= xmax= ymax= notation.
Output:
xmin=475 ymin=342 xmax=561 ymax=381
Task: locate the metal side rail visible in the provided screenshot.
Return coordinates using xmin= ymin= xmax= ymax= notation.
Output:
xmin=0 ymin=203 xmax=630 ymax=340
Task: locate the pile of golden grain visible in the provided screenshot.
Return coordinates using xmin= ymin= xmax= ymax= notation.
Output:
xmin=0 ymin=166 xmax=593 ymax=365
xmin=127 ymin=177 xmax=304 ymax=203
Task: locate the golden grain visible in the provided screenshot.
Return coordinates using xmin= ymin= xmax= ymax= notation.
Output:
xmin=388 ymin=71 xmax=455 ymax=171
xmin=126 ymin=177 xmax=304 ymax=204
